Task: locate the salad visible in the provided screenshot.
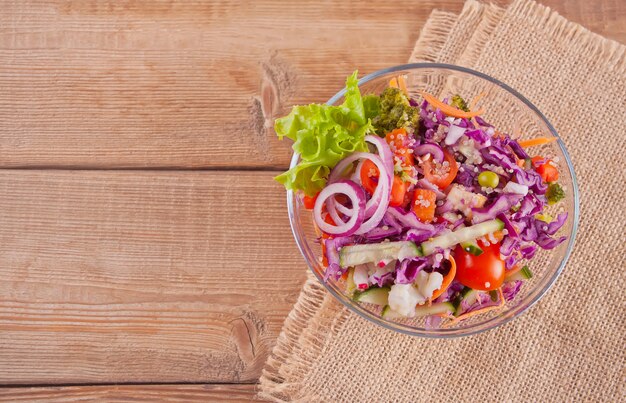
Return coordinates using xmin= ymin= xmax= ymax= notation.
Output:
xmin=275 ymin=71 xmax=567 ymax=327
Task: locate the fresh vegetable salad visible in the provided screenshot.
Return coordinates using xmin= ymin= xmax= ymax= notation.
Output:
xmin=275 ymin=71 xmax=567 ymax=327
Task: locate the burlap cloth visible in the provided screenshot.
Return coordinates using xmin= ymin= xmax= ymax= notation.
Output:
xmin=259 ymin=0 xmax=626 ymax=401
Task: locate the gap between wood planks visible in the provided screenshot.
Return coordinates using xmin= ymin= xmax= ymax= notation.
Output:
xmin=0 ymin=381 xmax=257 ymax=388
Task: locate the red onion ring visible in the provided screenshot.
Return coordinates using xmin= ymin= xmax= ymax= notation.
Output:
xmin=313 ymin=180 xmax=366 ymax=236
xmin=324 ymin=136 xmax=394 ymax=234
xmin=414 ymin=142 xmax=444 ymax=163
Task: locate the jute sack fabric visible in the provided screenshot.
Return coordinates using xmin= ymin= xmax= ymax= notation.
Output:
xmin=259 ymin=0 xmax=626 ymax=401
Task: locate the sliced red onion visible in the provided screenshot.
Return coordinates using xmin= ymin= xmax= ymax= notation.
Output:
xmin=413 ymin=143 xmax=444 ymax=163
xmin=365 ymin=135 xmax=394 ymax=177
xmin=365 ymin=226 xmax=400 ymax=241
xmin=313 ymin=180 xmax=366 ymax=236
xmin=417 ymin=178 xmax=446 ymax=200
xmin=328 ymin=152 xmax=390 ymax=218
xmin=445 ymin=125 xmax=466 ymax=145
xmin=435 ymin=198 xmax=453 ymax=214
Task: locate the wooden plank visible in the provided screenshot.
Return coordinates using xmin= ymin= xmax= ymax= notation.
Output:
xmin=0 ymin=384 xmax=256 ymax=402
xmin=0 ymin=170 xmax=307 ymax=384
xmin=0 ymin=0 xmax=464 ymax=169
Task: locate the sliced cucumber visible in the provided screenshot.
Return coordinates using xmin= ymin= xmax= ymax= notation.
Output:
xmin=414 ymin=302 xmax=455 ymax=317
xmin=421 ymin=219 xmax=504 ymax=256
xmin=345 ymin=267 xmax=356 ymax=295
xmin=454 ymin=288 xmax=479 ymax=316
xmin=460 ymin=240 xmax=484 ymax=256
xmin=382 ymin=302 xmax=454 ymax=319
xmin=339 ymin=241 xmax=422 ymax=267
xmin=381 ymin=305 xmax=402 ymax=319
xmin=505 ymin=265 xmax=533 ymax=281
xmin=353 ymin=286 xmax=390 ymax=306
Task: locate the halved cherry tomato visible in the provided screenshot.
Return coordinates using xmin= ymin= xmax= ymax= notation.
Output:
xmin=412 ymin=188 xmax=437 ymax=223
xmin=390 ymin=176 xmax=408 ymax=207
xmin=360 ymin=159 xmax=379 ymax=195
xmin=302 ymin=192 xmax=319 ymax=209
xmin=531 ymin=156 xmax=559 ymax=182
xmin=360 ymin=160 xmax=408 ymax=207
xmin=422 ymin=149 xmax=458 ymax=189
xmin=385 ymin=128 xmax=414 ymax=168
xmin=453 ymin=241 xmax=505 ymax=291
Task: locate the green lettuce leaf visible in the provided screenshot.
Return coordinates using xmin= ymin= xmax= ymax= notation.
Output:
xmin=274 ymin=71 xmax=374 ymax=196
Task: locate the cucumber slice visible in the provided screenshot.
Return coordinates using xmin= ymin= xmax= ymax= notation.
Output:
xmin=454 ymin=288 xmax=479 ymax=316
xmin=381 ymin=305 xmax=402 ymax=319
xmin=504 ymin=265 xmax=533 ymax=281
xmin=421 ymin=219 xmax=503 ymax=256
xmin=353 ymin=286 xmax=390 ymax=306
xmin=460 ymin=240 xmax=484 ymax=256
xmin=339 ymin=241 xmax=422 ymax=267
xmin=345 ymin=267 xmax=356 ymax=295
xmin=382 ymin=302 xmax=455 ymax=319
xmin=414 ymin=302 xmax=455 ymax=317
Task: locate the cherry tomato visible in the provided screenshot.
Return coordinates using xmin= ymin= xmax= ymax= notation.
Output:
xmin=412 ymin=188 xmax=437 ymax=223
xmin=453 ymin=241 xmax=505 ymax=291
xmin=360 ymin=159 xmax=379 ymax=195
xmin=531 ymin=156 xmax=559 ymax=182
xmin=422 ymin=149 xmax=458 ymax=189
xmin=390 ymin=176 xmax=408 ymax=207
xmin=302 ymin=192 xmax=319 ymax=209
xmin=359 ymin=160 xmax=408 ymax=207
xmin=385 ymin=128 xmax=414 ymax=168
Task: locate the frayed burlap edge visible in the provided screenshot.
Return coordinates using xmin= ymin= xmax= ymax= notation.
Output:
xmin=408 ymin=9 xmax=458 ymax=63
xmin=257 ymin=274 xmax=351 ymax=402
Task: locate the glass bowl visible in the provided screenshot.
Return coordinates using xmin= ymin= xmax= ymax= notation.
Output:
xmin=286 ymin=63 xmax=579 ymax=338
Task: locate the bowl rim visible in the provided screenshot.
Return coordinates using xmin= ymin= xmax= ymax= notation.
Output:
xmin=286 ymin=62 xmax=580 ymax=338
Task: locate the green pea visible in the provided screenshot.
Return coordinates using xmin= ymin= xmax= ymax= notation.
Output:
xmin=478 ymin=171 xmax=499 ymax=188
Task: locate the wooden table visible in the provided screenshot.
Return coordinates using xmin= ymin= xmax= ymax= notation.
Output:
xmin=0 ymin=1 xmax=622 ymax=401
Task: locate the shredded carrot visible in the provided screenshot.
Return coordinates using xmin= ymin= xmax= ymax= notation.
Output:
xmin=517 ymin=137 xmax=557 ymax=148
xmin=469 ymin=92 xmax=486 ymax=111
xmin=420 ymin=91 xmax=485 ymax=118
xmin=389 ymin=76 xmax=408 ymax=95
xmin=430 ymin=256 xmax=456 ymax=300
xmin=398 ymin=75 xmax=408 ymax=95
xmin=442 ymin=288 xmax=505 ymax=328
xmin=516 ymin=159 xmax=525 ymax=167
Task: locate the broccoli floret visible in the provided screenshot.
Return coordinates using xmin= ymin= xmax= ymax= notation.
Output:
xmin=371 ymin=87 xmax=418 ymax=135
xmin=546 ymin=182 xmax=565 ymax=204
xmin=451 ymin=94 xmax=469 ymax=112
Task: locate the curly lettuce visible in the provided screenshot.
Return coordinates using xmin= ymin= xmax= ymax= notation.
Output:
xmin=274 ymin=71 xmax=374 ymax=196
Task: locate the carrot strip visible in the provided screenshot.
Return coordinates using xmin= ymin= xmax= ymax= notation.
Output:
xmin=420 ymin=91 xmax=485 ymax=118
xmin=517 ymin=137 xmax=557 ymax=148
xmin=469 ymin=92 xmax=486 ymax=110
xmin=430 ymin=256 xmax=456 ymax=300
xmin=389 ymin=77 xmax=399 ymax=88
xmin=398 ymin=75 xmax=408 ymax=95
xmin=442 ymin=287 xmax=505 ymax=328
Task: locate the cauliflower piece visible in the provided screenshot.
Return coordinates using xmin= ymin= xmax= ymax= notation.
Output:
xmin=414 ymin=271 xmax=444 ymax=300
xmin=388 ymin=272 xmax=445 ymax=317
xmin=388 ymin=283 xmax=424 ymax=317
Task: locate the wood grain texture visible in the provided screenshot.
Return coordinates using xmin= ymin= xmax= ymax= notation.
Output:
xmin=0 ymin=0 xmax=465 ymax=169
xmin=0 ymin=170 xmax=305 ymax=384
xmin=0 ymin=384 xmax=256 ymax=402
